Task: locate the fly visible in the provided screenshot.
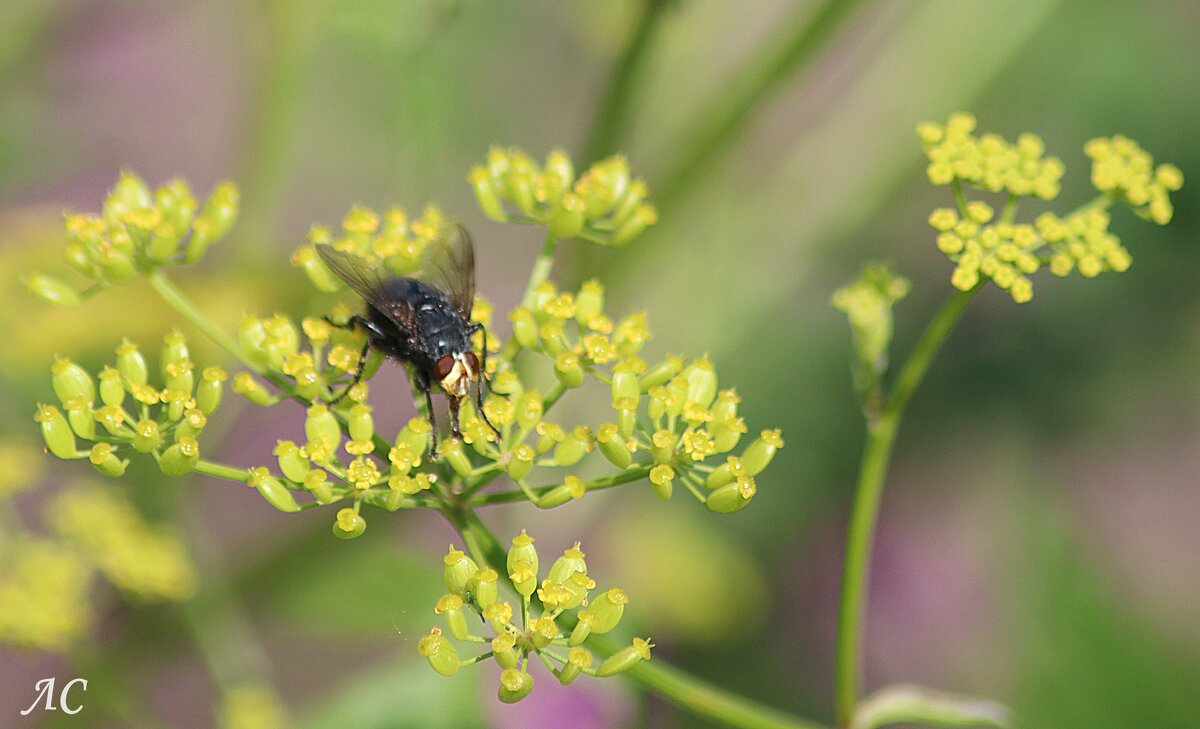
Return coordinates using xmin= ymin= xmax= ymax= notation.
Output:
xmin=315 ymin=223 xmax=500 ymax=458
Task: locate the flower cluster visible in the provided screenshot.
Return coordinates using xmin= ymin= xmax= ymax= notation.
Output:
xmin=229 ymin=270 xmax=784 ymax=533
xmin=469 ymin=147 xmax=658 ymax=245
xmin=292 ymin=203 xmax=454 ymax=292
xmin=501 ymin=277 xmax=782 ymax=514
xmin=1086 ymin=135 xmax=1182 ymax=225
xmin=0 ymin=536 xmax=92 ymax=650
xmin=25 ymin=171 xmax=238 ymax=305
xmin=919 ymin=113 xmax=1182 ymax=302
xmin=48 ymin=484 xmax=196 ymax=600
xmin=918 ymin=112 xmax=1064 ymax=198
xmin=221 ymin=172 xmax=780 ymax=535
xmin=34 ymin=332 xmax=227 ymax=479
xmin=0 ymin=453 xmax=195 ymax=651
xmin=419 ymin=531 xmax=652 ymax=702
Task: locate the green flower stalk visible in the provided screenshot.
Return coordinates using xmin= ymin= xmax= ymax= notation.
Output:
xmin=832 ymin=114 xmax=1182 ymax=727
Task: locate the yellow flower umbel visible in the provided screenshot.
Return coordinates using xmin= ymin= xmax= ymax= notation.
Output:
xmin=420 ymin=532 xmax=646 ymax=701
xmin=918 ymin=113 xmax=1181 ymax=303
xmin=26 ymin=171 xmax=238 ymax=305
xmin=468 ymin=148 xmax=658 ymax=247
xmin=36 ymin=334 xmax=226 ymax=481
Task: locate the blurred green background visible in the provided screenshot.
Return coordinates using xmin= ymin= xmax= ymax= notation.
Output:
xmin=2 ymin=1 xmax=1198 ymax=727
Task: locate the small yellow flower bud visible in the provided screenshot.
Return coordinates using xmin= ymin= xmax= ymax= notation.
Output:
xmin=305 ymin=404 xmax=341 ymax=452
xmin=391 ymin=417 xmax=429 ymax=458
xmin=89 ymin=443 xmax=127 ymax=477
xmin=304 ymin=469 xmax=334 ymax=504
xmin=186 ymin=181 xmax=238 ymax=262
xmin=706 ymin=477 xmax=756 ymax=513
xmin=439 ymin=438 xmax=473 ymax=478
xmin=648 ymin=464 xmax=674 ymax=500
xmin=483 ymin=601 xmax=513 ymax=633
xmin=742 ymin=429 xmax=783 ymax=476
xmin=589 ymin=587 xmax=629 ymax=634
xmin=596 ymin=423 xmax=632 ymax=468
xmin=115 ymin=339 xmax=148 ymax=386
xmin=548 ymin=192 xmax=586 ymax=239
xmin=347 ymin=403 xmax=374 ymax=442
xmin=547 ymin=543 xmax=587 ymax=586
xmin=559 ymin=647 xmax=593 ymax=685
xmin=610 ymin=360 xmax=639 ymax=406
xmin=93 ymin=404 xmax=126 ymax=435
xmin=35 ymin=404 xmax=77 ymax=458
xmin=531 ymin=615 xmax=560 ymax=650
xmin=553 ymin=430 xmax=590 ymax=467
xmin=497 ymin=668 xmax=534 ymax=703
xmin=273 ymin=440 xmax=309 ymax=483
xmin=507 ymin=530 xmax=538 ymax=594
xmin=63 ymin=397 xmax=95 ymax=440
xmin=468 ymin=166 xmax=506 ymax=221
xmin=650 ymin=429 xmax=675 ymax=464
xmin=602 ymin=399 xmax=633 ymax=442
xmin=502 ymin=443 xmax=534 ymax=481
xmin=417 ymin=628 xmax=460 ymax=678
xmin=640 ymin=354 xmax=684 ymax=391
xmin=595 ymin=637 xmax=653 ymax=677
xmin=233 ymin=372 xmax=278 ymax=406
xmin=470 ymin=567 xmax=499 ymax=610
xmin=611 ymin=203 xmax=658 ymax=246
xmin=248 ymin=467 xmax=301 ymax=513
xmin=682 ymin=357 xmax=717 ymax=409
xmin=435 ymin=593 xmax=470 ymax=640
xmin=492 ymin=632 xmax=519 ymax=670
xmin=509 ymin=307 xmax=539 ymax=350
xmin=51 ymin=356 xmax=95 ymax=405
xmin=443 ymin=545 xmax=478 ymax=597
xmin=159 ymin=436 xmax=200 ymax=476
xmin=131 ymin=418 xmax=161 ymax=453
xmin=97 ymin=367 xmax=125 ymax=408
xmin=25 ymin=272 xmax=82 ymax=305
xmin=554 ymin=352 xmax=585 ymax=389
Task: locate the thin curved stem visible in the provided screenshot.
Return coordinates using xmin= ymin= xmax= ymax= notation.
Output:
xmin=657 ymin=0 xmax=868 ymax=210
xmin=468 ymin=463 xmax=652 ymax=506
xmin=833 ymin=283 xmax=981 ymax=727
xmin=580 ymin=0 xmax=673 ymax=164
xmin=147 ymin=271 xmax=264 ymax=375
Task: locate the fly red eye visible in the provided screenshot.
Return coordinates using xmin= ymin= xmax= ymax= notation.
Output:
xmin=464 ymin=352 xmax=479 ymax=372
xmin=434 ymin=355 xmax=454 ymax=380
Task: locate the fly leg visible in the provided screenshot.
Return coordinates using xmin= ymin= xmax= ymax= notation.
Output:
xmin=411 ymin=368 xmax=440 ymax=459
xmin=325 ymin=314 xmax=382 ymax=404
xmin=469 ymin=322 xmax=504 ymax=441
xmin=448 ymin=395 xmax=463 ymax=442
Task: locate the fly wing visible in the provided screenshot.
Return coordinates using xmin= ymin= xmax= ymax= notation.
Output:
xmin=418 ymin=223 xmax=475 ymax=318
xmin=315 ymin=244 xmax=417 ymax=331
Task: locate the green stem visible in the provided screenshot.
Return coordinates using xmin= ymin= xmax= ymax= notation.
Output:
xmin=618 ymin=642 xmax=827 ymax=729
xmin=447 ymin=504 xmax=828 ymax=729
xmin=580 ymin=0 xmax=673 ymax=164
xmin=833 ymin=283 xmax=981 ymax=727
xmin=657 ymin=0 xmax=868 ymax=209
xmin=195 ymin=459 xmax=250 ymax=482
xmin=147 ymin=271 xmax=263 ymax=375
xmin=521 ymin=231 xmax=559 ymax=309
xmin=469 ymin=463 xmax=652 ymax=506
